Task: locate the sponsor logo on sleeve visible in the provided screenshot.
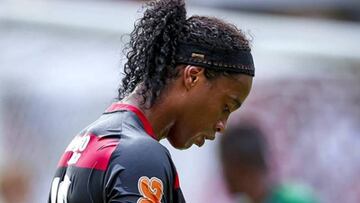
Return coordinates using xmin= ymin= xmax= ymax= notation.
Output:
xmin=137 ymin=176 xmax=164 ymax=203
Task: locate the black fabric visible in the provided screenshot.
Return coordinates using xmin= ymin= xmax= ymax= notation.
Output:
xmin=175 ymin=41 xmax=255 ymax=76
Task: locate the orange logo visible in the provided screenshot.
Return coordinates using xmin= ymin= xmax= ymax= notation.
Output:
xmin=137 ymin=176 xmax=164 ymax=203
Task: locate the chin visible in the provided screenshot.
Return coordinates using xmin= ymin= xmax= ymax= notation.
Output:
xmin=167 ymin=137 xmax=191 ymax=150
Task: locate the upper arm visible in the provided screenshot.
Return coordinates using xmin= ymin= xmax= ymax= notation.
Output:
xmin=104 ymin=141 xmax=174 ymax=203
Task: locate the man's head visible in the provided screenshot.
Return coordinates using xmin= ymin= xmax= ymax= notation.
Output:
xmin=164 ymin=66 xmax=252 ymax=149
xmin=219 ymin=123 xmax=269 ymax=195
xmin=118 ymin=0 xmax=254 ymax=149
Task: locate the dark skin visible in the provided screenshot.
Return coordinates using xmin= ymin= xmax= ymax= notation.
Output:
xmin=124 ymin=65 xmax=253 ymax=149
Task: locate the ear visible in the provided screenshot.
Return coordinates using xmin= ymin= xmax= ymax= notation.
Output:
xmin=183 ymin=65 xmax=205 ymax=90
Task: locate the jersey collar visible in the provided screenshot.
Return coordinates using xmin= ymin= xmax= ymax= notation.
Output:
xmin=104 ymin=102 xmax=157 ymax=140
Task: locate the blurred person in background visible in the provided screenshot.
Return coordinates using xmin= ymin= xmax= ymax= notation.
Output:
xmin=48 ymin=0 xmax=255 ymax=202
xmin=219 ymin=123 xmax=318 ymax=203
xmin=0 ymin=162 xmax=32 ymax=203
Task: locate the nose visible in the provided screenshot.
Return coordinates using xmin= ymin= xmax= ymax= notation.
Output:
xmin=215 ymin=119 xmax=226 ymax=133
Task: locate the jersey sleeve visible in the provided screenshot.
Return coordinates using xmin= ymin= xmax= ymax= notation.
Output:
xmin=103 ymin=138 xmax=182 ymax=203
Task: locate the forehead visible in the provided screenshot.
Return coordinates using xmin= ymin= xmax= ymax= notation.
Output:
xmin=211 ymin=74 xmax=253 ymax=102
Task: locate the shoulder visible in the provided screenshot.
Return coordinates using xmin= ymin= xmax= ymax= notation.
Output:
xmin=111 ymin=134 xmax=172 ymax=170
xmin=104 ymin=136 xmax=177 ymax=203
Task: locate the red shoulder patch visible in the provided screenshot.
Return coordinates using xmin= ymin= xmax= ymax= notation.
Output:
xmin=58 ymin=133 xmax=119 ymax=171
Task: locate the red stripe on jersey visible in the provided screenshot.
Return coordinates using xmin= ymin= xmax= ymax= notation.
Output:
xmin=174 ymin=173 xmax=180 ymax=189
xmin=57 ymin=134 xmax=119 ymax=171
xmin=105 ymin=103 xmax=157 ymax=140
xmin=57 ymin=151 xmax=73 ymax=168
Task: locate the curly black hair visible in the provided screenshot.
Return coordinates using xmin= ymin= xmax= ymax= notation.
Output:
xmin=118 ymin=0 xmax=251 ymax=107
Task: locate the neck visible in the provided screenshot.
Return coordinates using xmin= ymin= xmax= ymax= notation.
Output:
xmin=122 ymin=92 xmax=178 ymax=141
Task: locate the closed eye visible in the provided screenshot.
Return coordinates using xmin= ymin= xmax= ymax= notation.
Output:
xmin=223 ymin=104 xmax=231 ymax=114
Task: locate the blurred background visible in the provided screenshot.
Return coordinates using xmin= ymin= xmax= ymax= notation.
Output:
xmin=0 ymin=0 xmax=359 ymax=202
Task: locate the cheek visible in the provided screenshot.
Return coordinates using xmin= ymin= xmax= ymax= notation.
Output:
xmin=196 ymin=100 xmax=222 ymax=120
xmin=186 ymin=115 xmax=217 ymax=137
xmin=184 ymin=107 xmax=214 ymax=130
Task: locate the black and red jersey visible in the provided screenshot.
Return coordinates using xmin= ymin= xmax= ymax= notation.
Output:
xmin=49 ymin=103 xmax=185 ymax=203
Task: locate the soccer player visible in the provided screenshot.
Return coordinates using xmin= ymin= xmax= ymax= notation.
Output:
xmin=219 ymin=123 xmax=318 ymax=203
xmin=49 ymin=0 xmax=255 ymax=202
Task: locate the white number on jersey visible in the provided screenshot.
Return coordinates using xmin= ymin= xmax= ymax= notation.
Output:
xmin=51 ymin=175 xmax=71 ymax=203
